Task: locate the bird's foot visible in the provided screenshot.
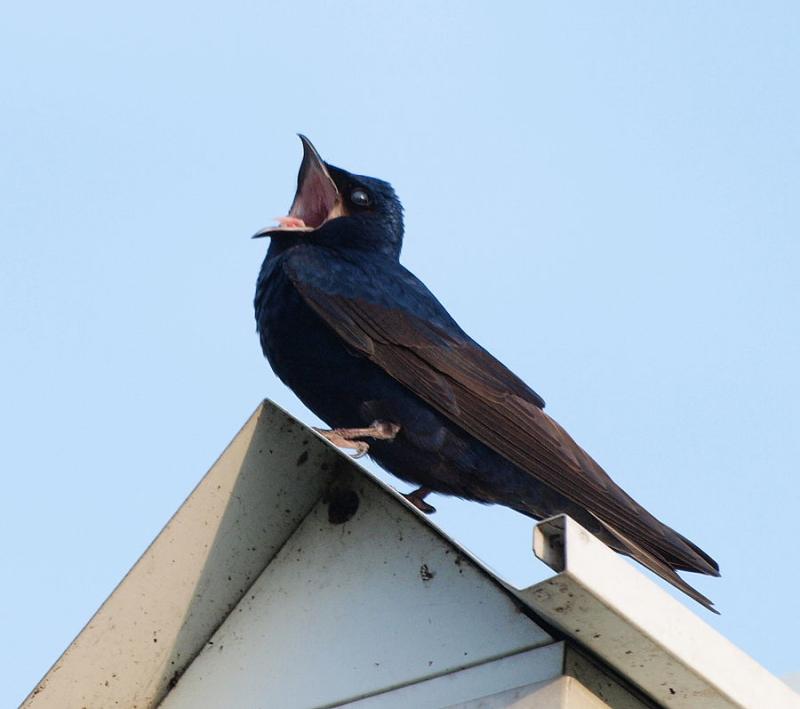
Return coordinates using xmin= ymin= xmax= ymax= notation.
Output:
xmin=314 ymin=420 xmax=400 ymax=459
xmin=403 ymin=486 xmax=437 ymax=514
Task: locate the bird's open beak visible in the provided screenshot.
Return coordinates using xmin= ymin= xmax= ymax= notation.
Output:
xmin=252 ymin=135 xmax=344 ymax=239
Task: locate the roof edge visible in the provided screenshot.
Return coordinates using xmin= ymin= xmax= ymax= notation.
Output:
xmin=518 ymin=515 xmax=800 ymax=708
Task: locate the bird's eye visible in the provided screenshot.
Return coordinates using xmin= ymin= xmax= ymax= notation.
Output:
xmin=350 ymin=188 xmax=371 ymax=207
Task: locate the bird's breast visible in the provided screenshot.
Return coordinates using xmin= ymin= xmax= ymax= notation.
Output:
xmin=255 ymin=255 xmax=377 ymax=427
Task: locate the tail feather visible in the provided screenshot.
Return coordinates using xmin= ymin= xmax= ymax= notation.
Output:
xmin=590 ymin=513 xmax=719 ymax=614
xmin=671 ymin=532 xmax=721 ymax=577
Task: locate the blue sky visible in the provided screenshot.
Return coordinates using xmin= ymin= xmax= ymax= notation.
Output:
xmin=2 ymin=2 xmax=799 ymax=703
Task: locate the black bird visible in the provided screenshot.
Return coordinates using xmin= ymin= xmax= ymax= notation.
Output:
xmin=254 ymin=136 xmax=720 ymax=612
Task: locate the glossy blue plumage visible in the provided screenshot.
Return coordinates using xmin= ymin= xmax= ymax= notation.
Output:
xmin=253 ymin=142 xmax=720 ymax=611
xmin=255 ymin=235 xmax=535 ymax=503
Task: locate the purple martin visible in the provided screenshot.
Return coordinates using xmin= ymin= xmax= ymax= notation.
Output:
xmin=254 ymin=136 xmax=720 ymax=612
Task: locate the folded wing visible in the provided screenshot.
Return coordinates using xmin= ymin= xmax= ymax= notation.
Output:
xmin=285 ymin=261 xmax=719 ymax=610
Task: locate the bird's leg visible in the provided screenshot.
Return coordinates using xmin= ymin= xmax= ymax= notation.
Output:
xmin=313 ymin=420 xmax=400 ymax=459
xmin=404 ymin=486 xmax=437 ymax=514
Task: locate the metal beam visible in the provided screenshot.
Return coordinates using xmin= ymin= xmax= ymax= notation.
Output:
xmin=520 ymin=515 xmax=800 ymax=709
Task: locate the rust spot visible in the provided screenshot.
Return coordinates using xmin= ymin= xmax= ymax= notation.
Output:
xmin=419 ymin=564 xmax=435 ymax=581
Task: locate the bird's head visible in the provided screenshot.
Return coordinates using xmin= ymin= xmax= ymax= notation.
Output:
xmin=253 ymin=135 xmax=404 ymax=258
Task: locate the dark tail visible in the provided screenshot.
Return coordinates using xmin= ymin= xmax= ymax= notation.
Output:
xmin=590 ymin=513 xmax=719 ymax=614
xmin=671 ymin=532 xmax=721 ymax=576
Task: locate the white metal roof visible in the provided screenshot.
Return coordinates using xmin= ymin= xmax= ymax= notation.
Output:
xmin=22 ymin=401 xmax=800 ymax=709
xmin=520 ymin=516 xmax=799 ymax=708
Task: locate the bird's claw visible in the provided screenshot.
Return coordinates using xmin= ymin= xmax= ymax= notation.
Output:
xmin=403 ymin=486 xmax=437 ymax=514
xmin=314 ymin=420 xmax=400 ymax=459
xmin=350 ymin=441 xmax=370 ymax=458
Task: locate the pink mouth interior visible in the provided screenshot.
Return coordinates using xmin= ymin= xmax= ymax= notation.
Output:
xmin=288 ymin=169 xmax=338 ymax=229
xmin=276 ymin=216 xmax=307 ymax=229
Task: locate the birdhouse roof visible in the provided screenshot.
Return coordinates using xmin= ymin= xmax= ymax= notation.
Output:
xmin=22 ymin=401 xmax=799 ymax=708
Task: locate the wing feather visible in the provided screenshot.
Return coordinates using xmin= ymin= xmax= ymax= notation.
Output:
xmin=286 ymin=268 xmax=717 ymax=577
